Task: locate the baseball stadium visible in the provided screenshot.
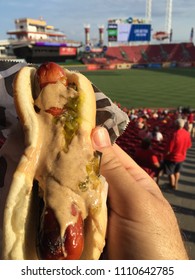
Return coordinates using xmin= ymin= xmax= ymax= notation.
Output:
xmin=0 ymin=0 xmax=195 ymax=261
xmin=65 ymin=0 xmax=195 ymax=259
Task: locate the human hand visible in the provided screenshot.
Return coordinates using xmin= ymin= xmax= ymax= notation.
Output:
xmin=91 ymin=126 xmax=188 ymax=260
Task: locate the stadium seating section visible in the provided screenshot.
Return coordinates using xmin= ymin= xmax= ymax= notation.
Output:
xmin=82 ymin=43 xmax=195 ymax=66
xmin=116 ymin=109 xmax=181 ymax=179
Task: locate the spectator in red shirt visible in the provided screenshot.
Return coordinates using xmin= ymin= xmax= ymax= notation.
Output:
xmin=164 ymin=118 xmax=192 ymax=189
xmin=134 ymin=138 xmax=161 ymax=180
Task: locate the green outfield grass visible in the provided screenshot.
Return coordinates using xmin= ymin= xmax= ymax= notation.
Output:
xmin=83 ymin=67 xmax=195 ymax=109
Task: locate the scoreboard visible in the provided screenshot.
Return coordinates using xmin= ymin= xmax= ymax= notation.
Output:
xmin=107 ymin=17 xmax=151 ymax=42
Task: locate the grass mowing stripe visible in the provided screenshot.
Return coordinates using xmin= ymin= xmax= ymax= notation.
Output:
xmin=83 ymin=68 xmax=195 ymax=109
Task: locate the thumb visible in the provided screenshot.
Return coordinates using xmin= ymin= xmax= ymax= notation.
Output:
xmin=91 ymin=127 xmax=140 ymax=215
xmin=91 ymin=126 xmax=132 ymax=182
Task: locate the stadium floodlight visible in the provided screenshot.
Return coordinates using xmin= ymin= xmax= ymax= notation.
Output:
xmin=165 ymin=0 xmax=173 ymax=36
xmin=145 ymin=0 xmax=152 ymax=23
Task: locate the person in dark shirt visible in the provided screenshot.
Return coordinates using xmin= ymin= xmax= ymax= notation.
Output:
xmin=136 ymin=118 xmax=151 ymax=139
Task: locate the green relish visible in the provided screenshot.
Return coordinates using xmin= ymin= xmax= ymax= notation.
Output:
xmin=55 ymin=95 xmax=80 ymax=151
xmin=79 ymin=152 xmax=100 ymax=192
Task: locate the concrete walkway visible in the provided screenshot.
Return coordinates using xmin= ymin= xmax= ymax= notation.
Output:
xmin=158 ymin=139 xmax=195 ymax=260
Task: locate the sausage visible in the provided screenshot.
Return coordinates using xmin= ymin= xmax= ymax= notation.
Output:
xmin=36 ymin=62 xmax=68 ymax=88
xmin=38 ymin=205 xmax=84 ymax=260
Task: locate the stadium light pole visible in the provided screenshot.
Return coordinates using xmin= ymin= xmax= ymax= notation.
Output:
xmin=165 ymin=0 xmax=173 ymax=42
xmin=145 ymin=0 xmax=152 ymax=22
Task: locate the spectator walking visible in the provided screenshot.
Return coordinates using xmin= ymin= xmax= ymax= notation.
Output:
xmin=163 ymin=118 xmax=192 ymax=189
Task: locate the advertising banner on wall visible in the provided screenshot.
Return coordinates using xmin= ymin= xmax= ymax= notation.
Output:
xmin=59 ymin=47 xmax=77 ymax=56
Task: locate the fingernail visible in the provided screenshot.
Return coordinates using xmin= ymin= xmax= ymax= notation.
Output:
xmin=92 ymin=127 xmax=111 ymax=149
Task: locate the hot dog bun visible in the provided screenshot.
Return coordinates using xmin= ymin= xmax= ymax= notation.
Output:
xmin=2 ymin=64 xmax=107 ymax=260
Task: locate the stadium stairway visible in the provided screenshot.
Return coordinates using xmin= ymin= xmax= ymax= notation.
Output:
xmin=158 ymin=138 xmax=195 ymax=260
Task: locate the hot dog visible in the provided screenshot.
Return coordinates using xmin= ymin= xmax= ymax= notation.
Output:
xmin=2 ymin=62 xmax=107 ymax=260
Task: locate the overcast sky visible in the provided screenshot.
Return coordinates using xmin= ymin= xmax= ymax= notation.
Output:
xmin=0 ymin=0 xmax=194 ymax=43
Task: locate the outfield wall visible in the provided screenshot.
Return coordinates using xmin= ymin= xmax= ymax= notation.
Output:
xmin=64 ymin=60 xmax=195 ymax=72
xmin=83 ymin=61 xmax=195 ymax=71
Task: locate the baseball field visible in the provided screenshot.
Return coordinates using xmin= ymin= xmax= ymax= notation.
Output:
xmin=82 ymin=67 xmax=195 ymax=110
